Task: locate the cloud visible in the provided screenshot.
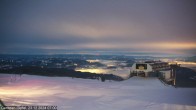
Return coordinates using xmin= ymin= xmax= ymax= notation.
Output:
xmin=0 ymin=0 xmax=196 ymax=55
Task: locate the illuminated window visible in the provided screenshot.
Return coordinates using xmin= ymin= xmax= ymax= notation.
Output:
xmin=136 ymin=64 xmax=147 ymax=70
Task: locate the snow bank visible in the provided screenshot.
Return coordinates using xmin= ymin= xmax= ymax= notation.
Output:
xmin=0 ymin=74 xmax=196 ymax=110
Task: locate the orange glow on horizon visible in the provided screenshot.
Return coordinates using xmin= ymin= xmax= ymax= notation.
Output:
xmin=150 ymin=42 xmax=196 ymax=49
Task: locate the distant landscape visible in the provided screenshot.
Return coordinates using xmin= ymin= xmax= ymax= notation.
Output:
xmin=0 ymin=54 xmax=196 ymax=87
xmin=186 ymin=56 xmax=196 ymax=62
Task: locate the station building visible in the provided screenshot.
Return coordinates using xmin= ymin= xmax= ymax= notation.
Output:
xmin=130 ymin=61 xmax=170 ymax=77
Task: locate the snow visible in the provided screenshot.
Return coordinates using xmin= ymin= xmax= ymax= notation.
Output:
xmin=0 ymin=74 xmax=196 ymax=110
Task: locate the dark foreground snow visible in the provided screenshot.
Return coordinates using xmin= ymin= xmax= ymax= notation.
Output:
xmin=0 ymin=74 xmax=196 ymax=110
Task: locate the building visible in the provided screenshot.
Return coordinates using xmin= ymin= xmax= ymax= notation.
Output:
xmin=130 ymin=61 xmax=170 ymax=77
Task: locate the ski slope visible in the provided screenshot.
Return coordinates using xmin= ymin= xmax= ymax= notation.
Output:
xmin=0 ymin=74 xmax=196 ymax=110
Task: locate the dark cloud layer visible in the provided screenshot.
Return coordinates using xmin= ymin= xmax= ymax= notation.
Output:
xmin=0 ymin=0 xmax=196 ymax=55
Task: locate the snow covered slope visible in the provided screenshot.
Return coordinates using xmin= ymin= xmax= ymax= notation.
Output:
xmin=0 ymin=74 xmax=196 ymax=110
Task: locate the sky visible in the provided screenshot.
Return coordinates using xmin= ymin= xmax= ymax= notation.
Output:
xmin=0 ymin=0 xmax=196 ymax=56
